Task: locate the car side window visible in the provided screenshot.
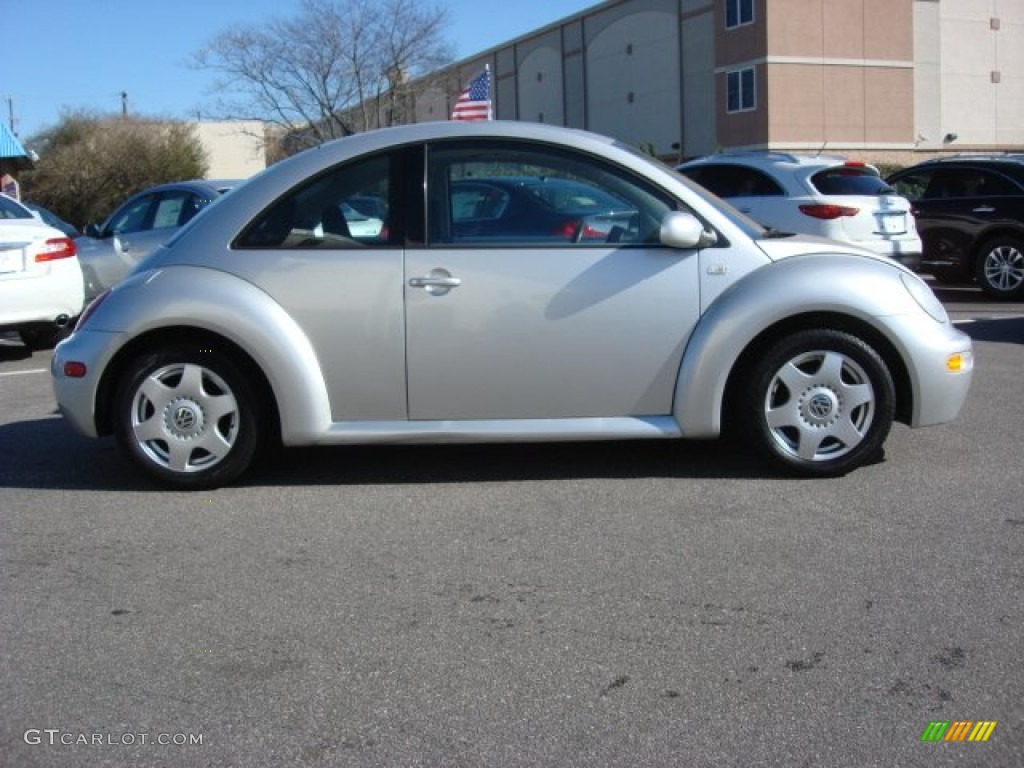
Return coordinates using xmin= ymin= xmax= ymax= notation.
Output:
xmin=682 ymin=164 xmax=784 ymax=198
xmin=427 ymin=141 xmax=673 ymax=246
xmin=152 ymin=191 xmax=198 ymax=229
xmin=889 ymin=171 xmax=932 ymax=201
xmin=923 ymin=170 xmax=976 ymax=200
xmin=968 ymin=170 xmax=1018 ymax=197
xmin=108 ymin=194 xmax=157 ymax=235
xmin=236 ymin=154 xmax=391 ymax=249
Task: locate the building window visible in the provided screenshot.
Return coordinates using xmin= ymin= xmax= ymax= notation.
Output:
xmin=726 ymin=0 xmax=754 ymax=29
xmin=726 ymin=67 xmax=756 ymax=113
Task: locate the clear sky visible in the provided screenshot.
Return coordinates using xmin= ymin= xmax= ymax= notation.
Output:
xmin=3 ymin=0 xmax=598 ymax=143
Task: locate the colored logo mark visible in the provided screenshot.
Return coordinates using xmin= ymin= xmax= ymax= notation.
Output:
xmin=921 ymin=721 xmax=997 ymax=742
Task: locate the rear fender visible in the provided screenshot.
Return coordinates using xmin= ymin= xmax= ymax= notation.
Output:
xmin=89 ymin=266 xmax=331 ymax=443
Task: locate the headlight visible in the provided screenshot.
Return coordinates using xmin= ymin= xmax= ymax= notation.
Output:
xmin=900 ymin=273 xmax=948 ymax=323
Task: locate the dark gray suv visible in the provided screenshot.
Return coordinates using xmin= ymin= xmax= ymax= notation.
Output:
xmin=887 ymin=156 xmax=1024 ymax=299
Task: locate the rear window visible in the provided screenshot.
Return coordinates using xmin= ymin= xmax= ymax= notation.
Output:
xmin=811 ymin=167 xmax=892 ymax=196
xmin=0 ymin=195 xmax=33 ymax=220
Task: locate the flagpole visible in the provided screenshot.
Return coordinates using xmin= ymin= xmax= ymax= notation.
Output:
xmin=486 ymin=64 xmax=493 ymax=121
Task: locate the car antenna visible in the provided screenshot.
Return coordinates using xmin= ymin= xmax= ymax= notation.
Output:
xmin=814 ymin=140 xmax=828 ymax=158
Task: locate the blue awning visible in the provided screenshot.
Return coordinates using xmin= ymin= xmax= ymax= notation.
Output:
xmin=1 ymin=122 xmax=29 ymax=160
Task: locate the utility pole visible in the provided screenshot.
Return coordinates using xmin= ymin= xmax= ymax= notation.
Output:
xmin=6 ymin=97 xmax=15 ymax=136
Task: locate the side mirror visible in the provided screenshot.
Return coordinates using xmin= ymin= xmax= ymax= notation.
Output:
xmin=660 ymin=211 xmax=717 ymax=249
xmin=83 ymin=223 xmax=103 ymax=238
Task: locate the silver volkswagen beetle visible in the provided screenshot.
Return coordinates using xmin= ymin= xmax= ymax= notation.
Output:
xmin=51 ymin=121 xmax=973 ymax=489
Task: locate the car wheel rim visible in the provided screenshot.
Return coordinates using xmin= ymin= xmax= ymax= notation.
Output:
xmin=129 ymin=363 xmax=240 ymax=473
xmin=982 ymin=245 xmax=1024 ymax=292
xmin=764 ymin=350 xmax=876 ymax=462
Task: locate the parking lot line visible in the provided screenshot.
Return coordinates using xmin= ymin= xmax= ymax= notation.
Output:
xmin=0 ymin=368 xmax=48 ymax=377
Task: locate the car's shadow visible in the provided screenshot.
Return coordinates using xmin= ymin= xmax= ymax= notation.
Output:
xmin=0 ymin=342 xmax=32 ymax=363
xmin=0 ymin=415 xmax=782 ymax=491
xmin=955 ymin=316 xmax=1024 ymax=345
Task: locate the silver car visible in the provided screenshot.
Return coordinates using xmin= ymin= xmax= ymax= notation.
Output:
xmin=51 ymin=122 xmax=973 ymax=489
xmin=75 ymin=180 xmax=236 ymax=301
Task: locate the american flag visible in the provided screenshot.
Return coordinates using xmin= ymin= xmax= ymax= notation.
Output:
xmin=451 ymin=68 xmax=492 ymax=121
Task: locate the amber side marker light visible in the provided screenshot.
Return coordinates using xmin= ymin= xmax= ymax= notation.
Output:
xmin=63 ymin=362 xmax=88 ymax=378
xmin=947 ymin=352 xmax=973 ymax=373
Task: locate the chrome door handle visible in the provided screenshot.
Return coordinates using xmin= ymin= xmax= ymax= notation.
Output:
xmin=409 ymin=276 xmax=461 ymax=288
xmin=409 ymin=269 xmax=461 ymax=296
xmin=972 ymin=206 xmax=995 ymax=213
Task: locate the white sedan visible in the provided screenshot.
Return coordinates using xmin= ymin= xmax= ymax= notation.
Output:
xmin=1 ymin=194 xmax=84 ymax=350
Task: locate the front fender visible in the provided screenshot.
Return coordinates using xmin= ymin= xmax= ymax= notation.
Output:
xmin=673 ymin=254 xmax=928 ymax=437
xmin=86 ymin=266 xmax=332 ymax=443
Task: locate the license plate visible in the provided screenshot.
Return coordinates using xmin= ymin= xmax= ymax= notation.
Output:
xmin=0 ymin=246 xmax=26 ymax=273
xmin=879 ymin=213 xmax=906 ymax=235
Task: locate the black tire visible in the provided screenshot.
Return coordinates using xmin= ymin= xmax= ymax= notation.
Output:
xmin=740 ymin=329 xmax=895 ymax=477
xmin=19 ymin=323 xmax=72 ymax=351
xmin=974 ymin=237 xmax=1024 ymax=299
xmin=113 ymin=346 xmax=261 ymax=489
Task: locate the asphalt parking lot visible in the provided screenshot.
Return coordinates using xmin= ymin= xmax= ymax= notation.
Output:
xmin=1 ymin=285 xmax=1021 ymax=767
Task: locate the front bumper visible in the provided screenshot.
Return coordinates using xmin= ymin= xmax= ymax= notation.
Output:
xmin=883 ymin=314 xmax=973 ymax=428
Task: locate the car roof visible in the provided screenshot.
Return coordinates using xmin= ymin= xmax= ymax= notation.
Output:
xmin=679 ymin=151 xmax=861 ymax=170
xmin=889 ymin=156 xmax=1024 ymax=182
xmin=133 ymin=179 xmax=235 ymax=195
xmin=161 ymin=120 xmax=765 ymax=250
xmin=209 ymin=121 xmax=680 ymax=217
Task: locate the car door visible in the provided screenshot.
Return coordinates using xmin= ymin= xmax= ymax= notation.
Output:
xmin=405 ymin=140 xmax=701 ymax=421
xmin=116 ymin=189 xmax=199 ymax=262
xmin=230 ymin=151 xmax=407 ymax=422
xmin=892 ymin=167 xmax=1012 ymax=275
xmin=74 ymin=191 xmax=158 ymax=297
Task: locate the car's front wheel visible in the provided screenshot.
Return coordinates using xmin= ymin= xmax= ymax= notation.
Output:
xmin=975 ymin=237 xmax=1024 ymax=299
xmin=741 ymin=330 xmax=895 ymax=477
xmin=114 ymin=347 xmax=261 ymax=489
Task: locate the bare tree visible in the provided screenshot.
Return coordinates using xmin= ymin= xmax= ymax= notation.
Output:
xmin=193 ymin=0 xmax=452 ymax=155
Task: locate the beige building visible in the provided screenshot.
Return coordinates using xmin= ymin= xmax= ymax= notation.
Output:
xmin=413 ymin=0 xmax=1023 ymax=164
xmin=191 ymin=121 xmax=267 ymax=179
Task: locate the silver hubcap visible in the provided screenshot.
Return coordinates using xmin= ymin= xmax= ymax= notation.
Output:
xmin=982 ymin=244 xmax=1024 ymax=292
xmin=764 ymin=350 xmax=875 ymax=462
xmin=130 ymin=363 xmax=239 ymax=473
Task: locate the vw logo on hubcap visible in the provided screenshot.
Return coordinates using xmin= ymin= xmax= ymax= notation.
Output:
xmin=800 ymin=387 xmax=840 ymax=427
xmin=173 ymin=406 xmax=197 ymax=431
xmin=807 ymin=393 xmax=834 ymax=420
xmin=164 ymin=398 xmax=205 ymax=439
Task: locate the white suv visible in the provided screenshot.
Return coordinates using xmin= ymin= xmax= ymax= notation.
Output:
xmin=1 ymin=194 xmax=85 ymax=350
xmin=678 ymin=153 xmax=922 ymax=270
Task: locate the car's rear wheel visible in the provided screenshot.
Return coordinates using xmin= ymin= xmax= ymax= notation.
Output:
xmin=741 ymin=330 xmax=895 ymax=477
xmin=114 ymin=347 xmax=261 ymax=489
xmin=975 ymin=237 xmax=1024 ymax=299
